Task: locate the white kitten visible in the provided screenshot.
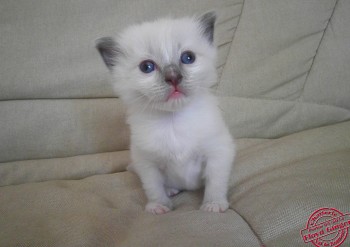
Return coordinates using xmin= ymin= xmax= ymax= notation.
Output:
xmin=96 ymin=12 xmax=235 ymax=214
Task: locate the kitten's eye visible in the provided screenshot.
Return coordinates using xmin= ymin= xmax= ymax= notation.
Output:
xmin=180 ymin=51 xmax=196 ymax=64
xmin=139 ymin=60 xmax=155 ymax=73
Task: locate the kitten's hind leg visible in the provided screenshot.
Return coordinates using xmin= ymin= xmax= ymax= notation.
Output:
xmin=165 ymin=187 xmax=181 ymax=197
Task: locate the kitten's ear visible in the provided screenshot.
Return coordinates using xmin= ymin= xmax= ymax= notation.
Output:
xmin=96 ymin=37 xmax=120 ymax=70
xmin=198 ymin=11 xmax=216 ymax=44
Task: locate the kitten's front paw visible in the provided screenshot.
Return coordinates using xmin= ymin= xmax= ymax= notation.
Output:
xmin=145 ymin=202 xmax=172 ymax=215
xmin=200 ymin=201 xmax=229 ymax=213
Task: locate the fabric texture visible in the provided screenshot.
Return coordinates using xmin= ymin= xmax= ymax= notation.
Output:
xmin=0 ymin=0 xmax=349 ymax=246
xmin=0 ymin=122 xmax=349 ymax=246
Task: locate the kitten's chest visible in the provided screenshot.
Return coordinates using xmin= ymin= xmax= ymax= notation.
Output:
xmin=154 ymin=121 xmax=196 ymax=160
xmin=133 ymin=115 xmax=200 ymax=162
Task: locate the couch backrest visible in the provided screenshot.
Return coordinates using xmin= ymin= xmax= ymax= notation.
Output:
xmin=1 ymin=0 xmax=349 ymax=163
xmin=0 ymin=0 xmax=236 ymax=163
xmin=217 ymin=0 xmax=350 ymax=138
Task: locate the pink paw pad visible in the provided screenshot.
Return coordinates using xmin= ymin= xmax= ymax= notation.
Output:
xmin=146 ymin=202 xmax=171 ymax=215
xmin=165 ymin=188 xmax=180 ymax=197
xmin=200 ymin=201 xmax=229 ymax=213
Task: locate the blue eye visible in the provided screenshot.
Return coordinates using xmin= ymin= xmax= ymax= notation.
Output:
xmin=139 ymin=60 xmax=155 ymax=73
xmin=180 ymin=51 xmax=195 ymax=64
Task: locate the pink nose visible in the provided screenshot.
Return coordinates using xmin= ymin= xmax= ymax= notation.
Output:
xmin=164 ymin=65 xmax=183 ymax=86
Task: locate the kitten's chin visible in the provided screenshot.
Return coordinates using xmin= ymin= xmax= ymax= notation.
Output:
xmin=124 ymin=91 xmax=190 ymax=113
xmin=144 ymin=90 xmax=190 ymax=112
xmin=156 ymin=96 xmax=191 ymax=112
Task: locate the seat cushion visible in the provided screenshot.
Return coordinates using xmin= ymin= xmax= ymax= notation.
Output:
xmin=231 ymin=121 xmax=350 ymax=246
xmin=1 ymin=121 xmax=349 ymax=246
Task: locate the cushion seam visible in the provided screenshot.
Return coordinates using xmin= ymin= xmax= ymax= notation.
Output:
xmin=215 ymin=0 xmax=245 ymax=89
xmin=297 ymin=0 xmax=339 ymax=100
xmin=219 ymin=95 xmax=350 ymax=112
xmin=231 ymin=207 xmax=265 ymax=246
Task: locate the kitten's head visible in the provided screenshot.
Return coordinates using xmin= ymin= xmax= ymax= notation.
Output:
xmin=96 ymin=12 xmax=217 ymax=112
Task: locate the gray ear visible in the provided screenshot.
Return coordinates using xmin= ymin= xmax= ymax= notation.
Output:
xmin=198 ymin=11 xmax=216 ymax=44
xmin=96 ymin=37 xmax=120 ymax=70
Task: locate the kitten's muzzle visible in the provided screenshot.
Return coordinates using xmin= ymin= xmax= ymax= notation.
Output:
xmin=164 ymin=65 xmax=183 ymax=87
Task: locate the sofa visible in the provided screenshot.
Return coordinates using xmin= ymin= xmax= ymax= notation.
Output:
xmin=1 ymin=0 xmax=349 ymax=246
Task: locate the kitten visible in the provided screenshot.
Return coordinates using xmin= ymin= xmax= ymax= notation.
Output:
xmin=96 ymin=12 xmax=235 ymax=215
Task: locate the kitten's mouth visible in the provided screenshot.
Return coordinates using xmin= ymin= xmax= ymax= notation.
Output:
xmin=167 ymin=87 xmax=185 ymax=101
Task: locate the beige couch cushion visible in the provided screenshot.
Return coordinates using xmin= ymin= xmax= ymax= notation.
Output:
xmin=231 ymin=121 xmax=350 ymax=246
xmin=218 ymin=0 xmax=350 ymax=138
xmin=0 ymin=99 xmax=129 ymax=163
xmin=1 ymin=121 xmax=349 ymax=246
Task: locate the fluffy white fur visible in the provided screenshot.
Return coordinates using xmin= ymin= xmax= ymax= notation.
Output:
xmin=96 ymin=12 xmax=235 ymax=214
